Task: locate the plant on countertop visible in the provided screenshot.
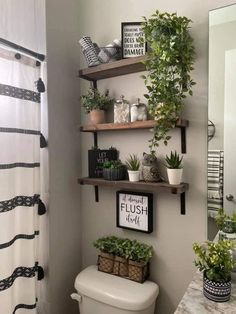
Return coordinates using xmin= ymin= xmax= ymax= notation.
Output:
xmin=81 ymin=88 xmax=113 ymax=113
xmin=125 ymin=154 xmax=140 ymax=171
xmin=193 ymin=240 xmax=236 ymax=283
xmin=165 ymin=151 xmax=183 ymax=169
xmin=215 ymin=208 xmax=236 ymax=234
xmin=140 ymin=11 xmax=196 ymax=153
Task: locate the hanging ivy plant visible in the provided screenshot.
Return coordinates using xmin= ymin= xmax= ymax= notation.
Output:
xmin=140 ymin=11 xmax=196 ymax=153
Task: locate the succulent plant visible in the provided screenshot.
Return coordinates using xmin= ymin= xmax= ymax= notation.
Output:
xmin=165 ymin=151 xmax=183 ymax=169
xmin=125 ymin=154 xmax=140 ymax=171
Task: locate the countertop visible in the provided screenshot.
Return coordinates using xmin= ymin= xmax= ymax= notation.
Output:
xmin=174 ymin=271 xmax=236 ymax=314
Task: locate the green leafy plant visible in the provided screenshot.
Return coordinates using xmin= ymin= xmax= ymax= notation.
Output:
xmin=81 ymin=88 xmax=113 ymax=113
xmin=102 ymin=160 xmax=124 ymax=169
xmin=125 ymin=154 xmax=140 ymax=171
xmin=215 ymin=208 xmax=236 ymax=233
xmin=140 ymin=11 xmax=195 ymax=152
xmin=165 ymin=151 xmax=183 ymax=169
xmin=129 ymin=240 xmax=154 ymax=263
xmin=113 ymin=238 xmax=132 ymax=259
xmin=93 ymin=236 xmax=117 ymax=254
xmin=193 ymin=240 xmax=236 ymax=282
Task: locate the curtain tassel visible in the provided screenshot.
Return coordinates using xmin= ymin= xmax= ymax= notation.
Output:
xmin=37 ymin=266 xmax=45 ymax=280
xmin=40 ymin=133 xmax=47 ymax=148
xmin=36 ymin=78 xmax=45 ymax=93
xmin=38 ymin=199 xmax=47 ymax=215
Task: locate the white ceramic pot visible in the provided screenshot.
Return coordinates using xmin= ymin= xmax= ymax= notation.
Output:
xmin=128 ymin=170 xmax=140 ymax=182
xmin=167 ymin=168 xmax=183 ymax=185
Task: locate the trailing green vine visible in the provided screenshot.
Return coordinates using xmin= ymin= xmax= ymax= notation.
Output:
xmin=140 ymin=11 xmax=196 ymax=153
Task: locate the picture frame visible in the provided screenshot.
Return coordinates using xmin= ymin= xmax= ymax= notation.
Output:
xmin=116 ymin=190 xmax=153 ymax=233
xmin=121 ymin=22 xmax=146 ymax=59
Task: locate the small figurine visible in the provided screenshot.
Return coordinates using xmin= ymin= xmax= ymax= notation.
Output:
xmin=130 ymin=98 xmax=147 ymax=122
xmin=142 ymin=152 xmax=161 ymax=182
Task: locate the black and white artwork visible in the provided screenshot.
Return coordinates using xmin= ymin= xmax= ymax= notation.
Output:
xmin=121 ymin=22 xmax=146 ymax=58
xmin=116 ymin=191 xmax=153 ymax=233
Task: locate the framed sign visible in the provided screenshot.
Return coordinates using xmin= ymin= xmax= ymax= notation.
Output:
xmin=121 ymin=22 xmax=146 ymax=58
xmin=116 ymin=191 xmax=153 ymax=233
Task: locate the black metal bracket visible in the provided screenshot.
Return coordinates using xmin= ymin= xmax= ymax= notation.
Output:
xmin=95 ymin=186 xmax=99 ymax=202
xmin=180 ymin=192 xmax=186 ymax=215
xmin=180 ymin=127 xmax=186 ymax=154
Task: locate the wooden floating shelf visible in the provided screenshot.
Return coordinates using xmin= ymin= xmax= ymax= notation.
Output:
xmin=80 ymin=119 xmax=189 ymax=133
xmin=78 ymin=178 xmax=189 ymax=215
xmin=78 ymin=178 xmax=189 ymax=194
xmin=79 ymin=56 xmax=146 ymax=81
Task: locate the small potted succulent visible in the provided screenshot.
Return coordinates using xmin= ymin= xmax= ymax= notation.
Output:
xmin=128 ymin=240 xmax=153 ymax=283
xmin=81 ymin=88 xmax=113 ymax=124
xmin=102 ymin=160 xmax=126 ymax=181
xmin=113 ymin=238 xmax=132 ymax=277
xmin=93 ymin=236 xmax=117 ymax=273
xmin=125 ymin=154 xmax=141 ymax=182
xmin=165 ymin=151 xmax=183 ymax=185
xmin=193 ymin=240 xmax=236 ymax=302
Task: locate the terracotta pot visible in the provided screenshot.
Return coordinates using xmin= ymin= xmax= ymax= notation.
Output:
xmin=113 ymin=256 xmax=128 ymax=277
xmin=89 ymin=109 xmax=105 ymax=124
xmin=97 ymin=251 xmax=114 ymax=273
xmin=128 ymin=260 xmax=149 ymax=283
xmin=203 ymin=271 xmax=231 ymax=302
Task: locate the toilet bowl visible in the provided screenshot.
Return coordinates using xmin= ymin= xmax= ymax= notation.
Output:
xmin=71 ymin=265 xmax=159 ymax=314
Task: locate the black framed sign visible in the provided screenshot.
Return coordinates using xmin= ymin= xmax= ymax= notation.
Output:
xmin=121 ymin=22 xmax=146 ymax=58
xmin=116 ymin=190 xmax=153 ymax=233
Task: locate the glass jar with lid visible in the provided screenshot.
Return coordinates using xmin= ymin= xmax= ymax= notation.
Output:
xmin=114 ymin=95 xmax=130 ymax=123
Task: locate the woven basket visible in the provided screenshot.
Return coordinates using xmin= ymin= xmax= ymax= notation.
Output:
xmin=113 ymin=256 xmax=128 ymax=277
xmin=128 ymin=260 xmax=149 ymax=283
xmin=97 ymin=252 xmax=114 ymax=273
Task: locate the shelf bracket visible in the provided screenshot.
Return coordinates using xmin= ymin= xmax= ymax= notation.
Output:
xmin=180 ymin=127 xmax=187 ymax=154
xmin=93 ymin=132 xmax=98 ymax=147
xmin=180 ymin=192 xmax=186 ymax=215
xmin=94 ymin=186 xmax=99 ymax=202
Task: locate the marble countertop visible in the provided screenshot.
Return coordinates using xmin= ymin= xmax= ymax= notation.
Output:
xmin=174 ymin=272 xmax=236 ymax=314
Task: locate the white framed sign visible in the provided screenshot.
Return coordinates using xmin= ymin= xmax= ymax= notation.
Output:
xmin=121 ymin=22 xmax=146 ymax=58
xmin=116 ymin=190 xmax=153 ymax=233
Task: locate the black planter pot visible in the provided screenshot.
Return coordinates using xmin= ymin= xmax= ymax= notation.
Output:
xmin=103 ymin=168 xmax=125 ymax=181
xmin=203 ymin=271 xmax=231 ymax=302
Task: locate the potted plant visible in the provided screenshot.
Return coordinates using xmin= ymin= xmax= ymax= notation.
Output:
xmin=193 ymin=240 xmax=236 ymax=302
xmin=165 ymin=151 xmax=183 ymax=185
xmin=140 ymin=11 xmax=196 ymax=152
xmin=215 ymin=208 xmax=236 ymax=239
xmin=113 ymin=238 xmax=132 ymax=277
xmin=125 ymin=154 xmax=141 ymax=182
xmin=81 ymin=88 xmax=113 ymax=124
xmin=102 ymin=160 xmax=126 ymax=181
xmin=93 ymin=236 xmax=117 ymax=273
xmin=128 ymin=240 xmax=153 ymax=283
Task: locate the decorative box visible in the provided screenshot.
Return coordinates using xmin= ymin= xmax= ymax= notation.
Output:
xmin=88 ymin=149 xmax=118 ymax=178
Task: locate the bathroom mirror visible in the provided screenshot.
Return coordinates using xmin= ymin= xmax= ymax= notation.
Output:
xmin=208 ymin=4 xmax=236 ymax=239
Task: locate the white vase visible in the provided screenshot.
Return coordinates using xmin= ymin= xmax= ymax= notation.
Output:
xmin=167 ymin=168 xmax=183 ymax=185
xmin=128 ymin=170 xmax=140 ymax=182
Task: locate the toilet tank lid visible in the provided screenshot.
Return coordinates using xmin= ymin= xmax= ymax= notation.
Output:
xmin=74 ymin=265 xmax=159 ymax=311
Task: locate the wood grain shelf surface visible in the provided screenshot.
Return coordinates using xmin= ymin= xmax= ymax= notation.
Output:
xmin=78 ymin=177 xmax=189 ymax=194
xmin=79 ymin=56 xmax=146 ymax=81
xmin=80 ymin=119 xmax=189 ymax=133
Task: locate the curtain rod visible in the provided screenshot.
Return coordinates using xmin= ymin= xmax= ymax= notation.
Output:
xmin=0 ymin=38 xmax=45 ymax=61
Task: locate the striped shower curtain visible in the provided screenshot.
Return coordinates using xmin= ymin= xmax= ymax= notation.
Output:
xmin=0 ymin=46 xmax=46 ymax=313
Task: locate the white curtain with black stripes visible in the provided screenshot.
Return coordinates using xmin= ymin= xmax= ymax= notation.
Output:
xmin=0 ymin=48 xmax=46 ymax=313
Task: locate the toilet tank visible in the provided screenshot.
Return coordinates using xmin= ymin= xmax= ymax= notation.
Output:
xmin=72 ymin=265 xmax=159 ymax=314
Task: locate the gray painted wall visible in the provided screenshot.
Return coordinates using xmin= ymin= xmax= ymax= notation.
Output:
xmin=77 ymin=1 xmax=236 ymax=314
xmin=46 ymin=0 xmax=81 ymax=313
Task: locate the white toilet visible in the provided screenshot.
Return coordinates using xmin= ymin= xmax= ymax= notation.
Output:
xmin=71 ymin=265 xmax=159 ymax=314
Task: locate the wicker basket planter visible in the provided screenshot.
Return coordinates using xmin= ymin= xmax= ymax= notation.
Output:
xmin=203 ymin=271 xmax=231 ymax=302
xmin=113 ymin=256 xmax=128 ymax=277
xmin=97 ymin=252 xmax=114 ymax=273
xmin=128 ymin=260 xmax=149 ymax=283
